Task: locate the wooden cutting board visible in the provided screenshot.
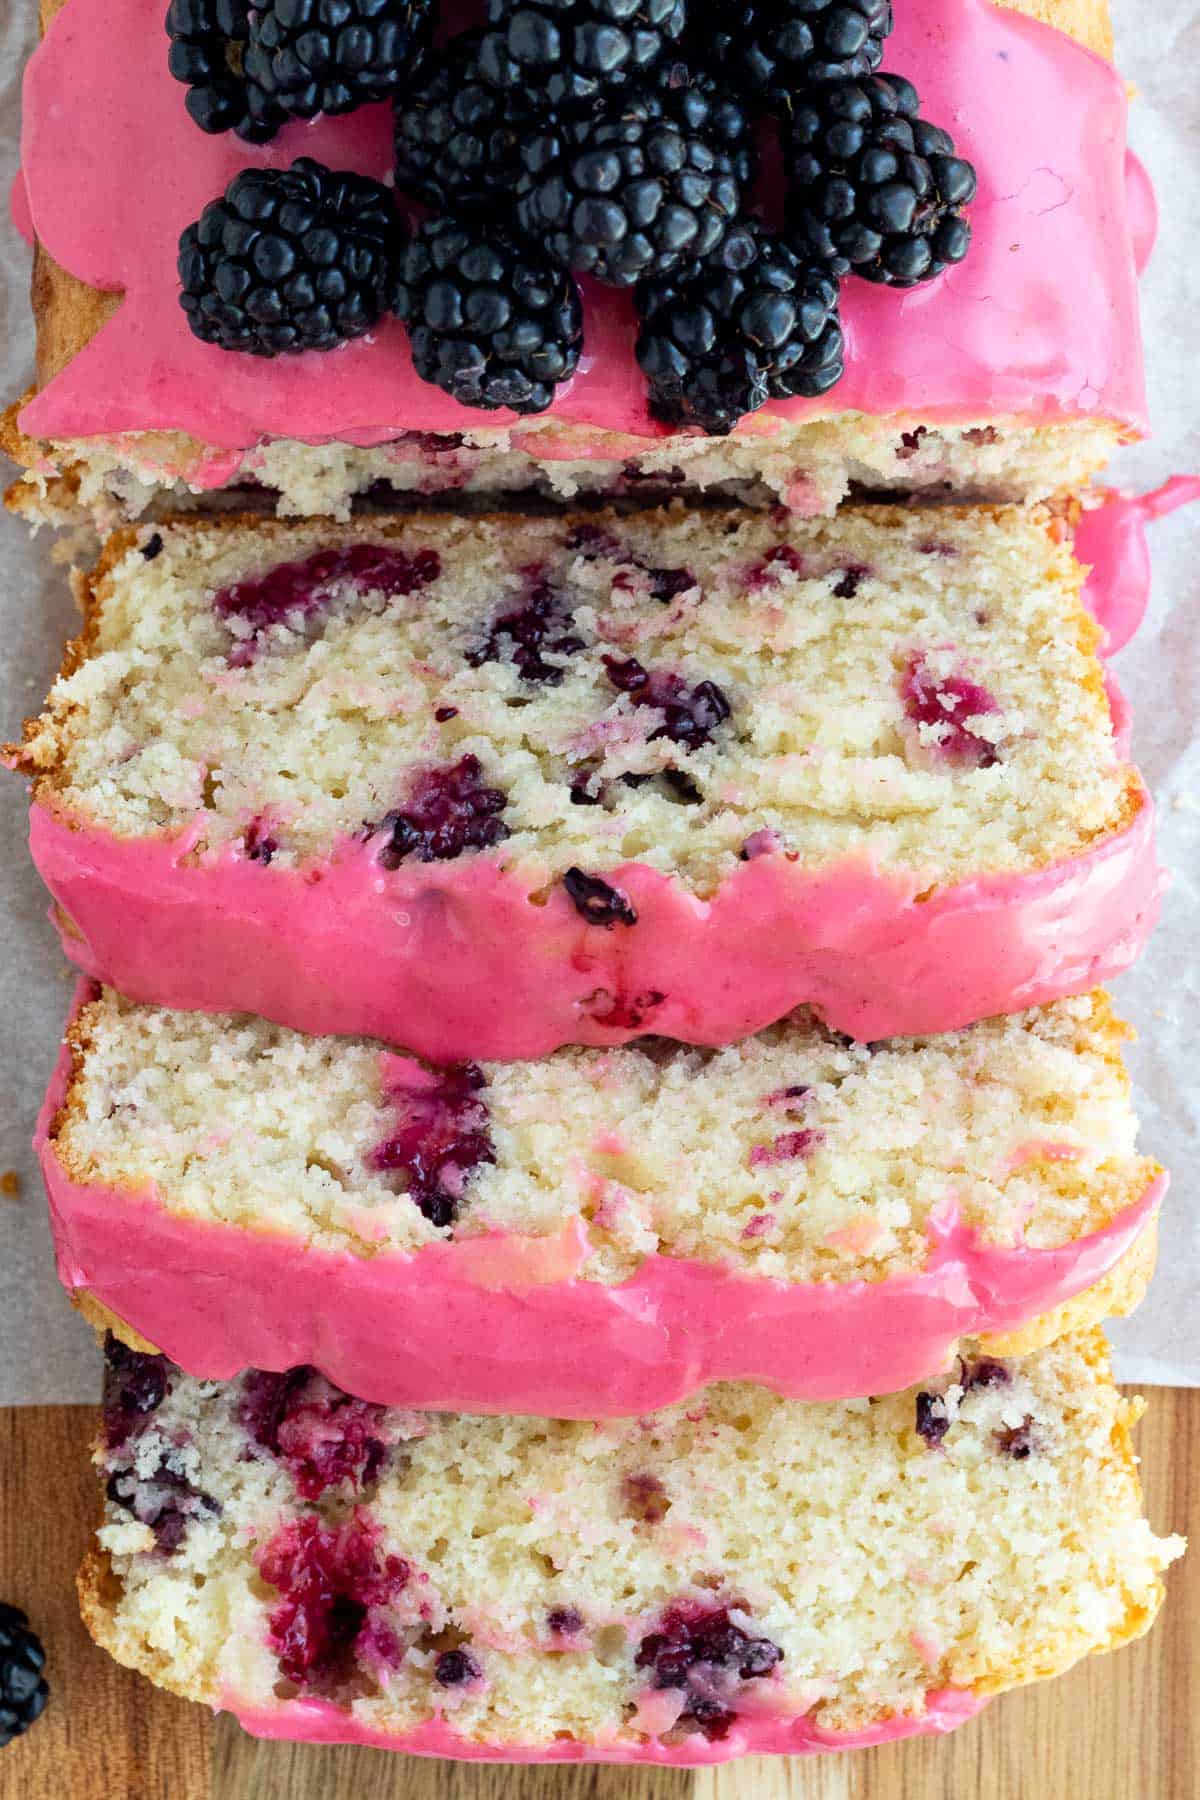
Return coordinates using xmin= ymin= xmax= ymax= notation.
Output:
xmin=1 ymin=1394 xmax=1194 ymax=1800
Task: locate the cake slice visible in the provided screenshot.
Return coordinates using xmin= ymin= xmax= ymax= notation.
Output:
xmin=5 ymin=0 xmax=1141 ymax=525
xmin=9 ymin=504 xmax=1159 ymax=1057
xmin=44 ymin=985 xmax=1162 ymax=1416
xmin=81 ymin=1330 xmax=1182 ymax=1764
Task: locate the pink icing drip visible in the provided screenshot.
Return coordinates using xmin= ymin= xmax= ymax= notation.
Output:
xmin=9 ymin=170 xmax=34 ymax=247
xmin=1124 ymin=151 xmax=1158 ymax=275
xmin=26 ymin=790 xmax=1163 ymax=1059
xmin=36 ymin=1008 xmax=1165 ymax=1414
xmin=17 ymin=0 xmax=1146 ymax=450
xmin=1078 ymin=478 xmax=1200 ymax=653
xmin=224 ymin=1687 xmax=987 ymax=1762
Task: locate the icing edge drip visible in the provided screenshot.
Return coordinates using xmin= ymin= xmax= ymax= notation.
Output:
xmin=1078 ymin=478 xmax=1200 ymax=654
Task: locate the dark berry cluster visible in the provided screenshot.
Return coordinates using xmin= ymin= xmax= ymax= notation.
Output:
xmin=172 ymin=0 xmax=976 ymax=427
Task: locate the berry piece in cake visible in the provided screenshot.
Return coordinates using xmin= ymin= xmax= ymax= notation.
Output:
xmin=256 ymin=1512 xmax=411 ymax=1691
xmin=242 ymin=0 xmax=433 ymax=121
xmin=698 ymin=0 xmax=892 ymax=98
xmin=479 ymin=0 xmax=686 ymax=108
xmin=178 ymin=158 xmax=401 ymax=356
xmin=393 ymin=219 xmax=583 ymax=414
xmin=102 ymin=1332 xmax=171 ymax=1449
xmin=239 ymin=1367 xmax=390 ymax=1498
xmin=393 ymin=32 xmax=535 ymax=214
xmin=367 ymin=757 xmax=510 ymax=868
xmin=468 ymin=579 xmax=585 ymax=684
xmin=603 ymin=656 xmax=732 ymax=750
xmin=0 ymin=1606 xmax=49 ymax=1748
xmin=514 ymin=91 xmax=743 ymax=288
xmin=901 ymin=654 xmax=1000 ymax=768
xmin=635 ymin=218 xmax=844 ymax=434
xmin=166 ymin=0 xmax=284 ymax=140
xmin=914 ymin=1388 xmax=950 ymax=1447
xmin=105 ymin=1458 xmax=221 ymax=1553
xmin=635 ymin=1603 xmax=783 ymax=1739
xmin=563 ymin=868 xmax=638 ymax=927
xmin=435 ymin=1647 xmax=483 ymax=1686
xmin=784 ymin=74 xmax=976 ymax=286
xmin=368 ymin=1062 xmax=495 ymax=1229
xmin=214 ymin=543 xmax=440 ymax=662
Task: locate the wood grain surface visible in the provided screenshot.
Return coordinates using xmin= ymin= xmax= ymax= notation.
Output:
xmin=0 ymin=1390 xmax=1193 ymax=1800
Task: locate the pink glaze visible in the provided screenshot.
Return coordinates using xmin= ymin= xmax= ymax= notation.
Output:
xmin=226 ymin=1687 xmax=986 ymax=1762
xmin=37 ymin=1021 xmax=1166 ymax=1414
xmin=9 ymin=170 xmax=33 ymax=248
xmin=1078 ymin=479 xmax=1200 ymax=653
xmin=27 ymin=788 xmax=1163 ymax=1059
xmin=1124 ymin=152 xmax=1158 ymax=275
xmin=18 ymin=0 xmax=1146 ymax=455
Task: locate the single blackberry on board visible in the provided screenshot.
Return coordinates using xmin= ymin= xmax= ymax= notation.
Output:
xmin=0 ymin=1605 xmax=48 ymax=1748
xmin=179 ymin=158 xmax=402 ymax=356
xmin=243 ymin=0 xmax=433 ymax=121
xmin=392 ymin=217 xmax=583 ymax=413
xmin=393 ymin=32 xmax=535 ymax=212
xmin=694 ymin=0 xmax=892 ymax=99
xmin=635 ymin=218 xmax=844 ymax=433
xmin=784 ymin=73 xmax=976 ymax=285
xmin=165 ymin=0 xmax=283 ymax=141
xmin=514 ymin=90 xmax=743 ymax=287
xmin=479 ymin=0 xmax=686 ymax=108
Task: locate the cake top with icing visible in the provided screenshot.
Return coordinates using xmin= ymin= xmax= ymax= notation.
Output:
xmin=18 ymin=0 xmax=1145 ymax=449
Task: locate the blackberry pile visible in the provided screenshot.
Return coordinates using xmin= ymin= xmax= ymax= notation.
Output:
xmin=172 ymin=0 xmax=977 ymax=426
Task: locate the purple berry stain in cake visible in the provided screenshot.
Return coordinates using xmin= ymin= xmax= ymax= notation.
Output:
xmin=102 ymin=1332 xmax=171 ymax=1449
xmin=257 ymin=1511 xmax=411 ymax=1692
xmin=368 ymin=1061 xmax=495 ymax=1229
xmin=831 ymin=564 xmax=869 ymax=598
xmin=547 ymin=1606 xmax=585 ymax=1642
xmin=106 ymin=1459 xmax=221 ymax=1554
xmin=635 ymin=1604 xmax=783 ymax=1741
xmin=962 ymin=1357 xmax=1010 ymax=1392
xmin=239 ymin=1367 xmax=389 ymax=1500
xmin=215 ymin=544 xmax=440 ymax=665
xmin=603 ymin=656 xmax=731 ymax=752
xmin=901 ymin=654 xmax=1001 ymax=768
xmin=242 ymin=819 xmax=277 ymax=864
xmin=566 ymin=523 xmax=695 ymax=606
xmin=563 ymin=869 xmax=638 ymax=928
xmin=994 ymin=1417 xmax=1039 ymax=1459
xmin=369 ymin=756 xmax=509 ymax=867
xmin=915 ymin=1390 xmax=952 ymax=1448
xmin=749 ymin=1129 xmax=821 ymax=1169
xmin=623 ymin=1473 xmax=670 ymax=1526
xmin=468 ymin=574 xmax=585 ymax=685
xmin=748 ymin=545 xmax=806 ymax=589
xmin=435 ymin=1648 xmax=483 ymax=1688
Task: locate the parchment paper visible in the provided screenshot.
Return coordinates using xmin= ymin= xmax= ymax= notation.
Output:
xmin=0 ymin=0 xmax=1196 ymax=1402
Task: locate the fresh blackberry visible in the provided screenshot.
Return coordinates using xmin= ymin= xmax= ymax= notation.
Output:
xmin=656 ymin=60 xmax=757 ymax=189
xmin=179 ymin=158 xmax=402 ymax=356
xmin=393 ymin=32 xmax=535 ymax=213
xmin=696 ymin=0 xmax=891 ymax=98
xmin=165 ymin=0 xmax=283 ymax=141
xmin=243 ymin=0 xmax=433 ymax=121
xmin=392 ymin=217 xmax=583 ymax=413
xmin=784 ymin=73 xmax=976 ymax=286
xmin=0 ymin=1605 xmax=48 ymax=1748
xmin=479 ymin=0 xmax=686 ymax=108
xmin=514 ymin=90 xmax=743 ymax=288
xmin=635 ymin=218 xmax=844 ymax=434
